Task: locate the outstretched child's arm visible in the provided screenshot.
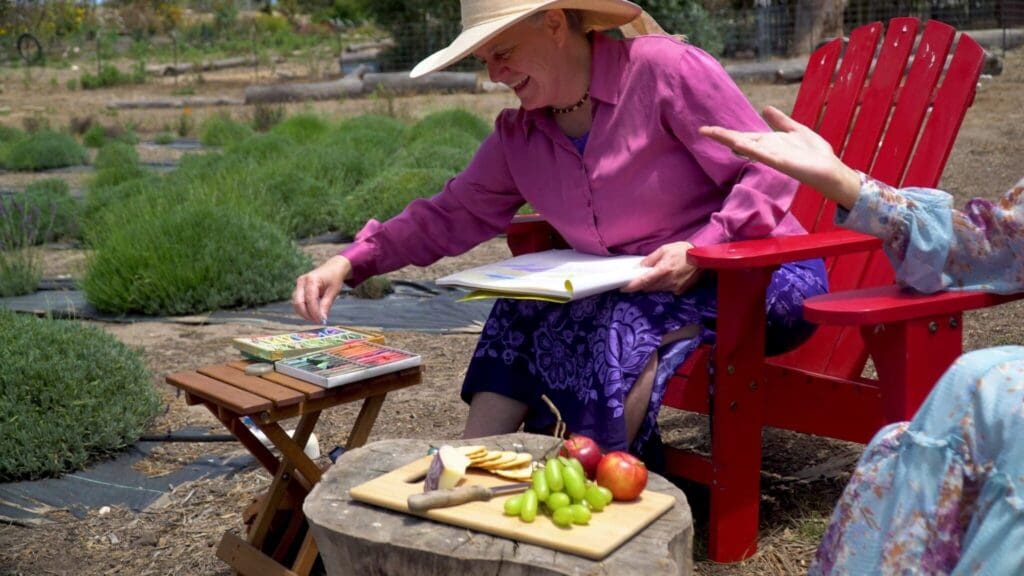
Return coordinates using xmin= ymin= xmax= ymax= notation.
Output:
xmin=702 ymin=107 xmax=1024 ymax=295
xmin=699 ymin=106 xmax=861 ymax=210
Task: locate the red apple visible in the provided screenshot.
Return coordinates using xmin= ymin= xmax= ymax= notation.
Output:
xmin=560 ymin=433 xmax=603 ymax=479
xmin=595 ymin=451 xmax=648 ymax=501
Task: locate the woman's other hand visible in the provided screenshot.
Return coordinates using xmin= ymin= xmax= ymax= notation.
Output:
xmin=292 ymin=255 xmax=352 ymax=324
xmin=699 ymin=106 xmax=861 ymax=210
xmin=622 ymin=241 xmax=701 ymax=294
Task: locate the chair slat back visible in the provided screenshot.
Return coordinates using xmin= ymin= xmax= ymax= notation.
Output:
xmin=773 ymin=18 xmax=982 ymax=378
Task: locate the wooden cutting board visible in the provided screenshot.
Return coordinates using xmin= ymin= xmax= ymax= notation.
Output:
xmin=349 ymin=455 xmax=676 ymax=560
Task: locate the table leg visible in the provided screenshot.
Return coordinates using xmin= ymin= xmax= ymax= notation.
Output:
xmin=291 ymin=532 xmax=319 ymax=575
xmin=260 ymin=414 xmax=323 ymax=486
xmin=222 ymin=413 xmax=322 ymax=576
xmin=345 ymin=393 xmax=387 ymax=449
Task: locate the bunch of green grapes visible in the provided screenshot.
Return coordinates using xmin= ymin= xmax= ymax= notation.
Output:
xmin=503 ymin=456 xmax=614 ymax=527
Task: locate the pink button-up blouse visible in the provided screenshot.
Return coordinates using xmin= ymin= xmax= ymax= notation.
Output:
xmin=342 ymin=32 xmax=804 ymax=285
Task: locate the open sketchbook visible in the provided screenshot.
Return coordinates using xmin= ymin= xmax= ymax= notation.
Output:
xmin=436 ymin=249 xmax=648 ymax=303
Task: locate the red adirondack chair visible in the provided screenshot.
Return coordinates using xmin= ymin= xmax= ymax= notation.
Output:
xmin=505 ymin=18 xmax=993 ymax=562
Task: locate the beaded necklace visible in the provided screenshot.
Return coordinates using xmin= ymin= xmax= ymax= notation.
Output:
xmin=550 ymin=90 xmax=590 ymax=115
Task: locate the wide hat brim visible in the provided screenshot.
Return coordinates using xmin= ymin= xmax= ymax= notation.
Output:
xmin=410 ymin=0 xmax=642 ymax=78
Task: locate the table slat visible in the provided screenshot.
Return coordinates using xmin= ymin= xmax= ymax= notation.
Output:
xmin=260 ymin=371 xmax=331 ymax=399
xmin=198 ymin=364 xmax=305 ymax=407
xmin=227 ymin=359 xmax=331 ymax=399
xmin=166 ymin=371 xmax=272 ymax=414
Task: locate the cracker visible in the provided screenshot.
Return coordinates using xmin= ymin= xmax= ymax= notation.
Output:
xmin=479 ymin=451 xmax=519 ymax=469
xmin=469 ymin=450 xmax=505 ymax=466
xmin=491 ymin=465 xmax=534 ymax=480
xmin=456 ymin=445 xmax=487 ymax=458
xmin=494 ymin=453 xmax=533 ymax=469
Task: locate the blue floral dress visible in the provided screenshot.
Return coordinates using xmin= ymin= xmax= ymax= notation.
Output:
xmin=812 ymin=175 xmax=1024 ymax=575
xmin=462 ymin=259 xmax=828 ymax=464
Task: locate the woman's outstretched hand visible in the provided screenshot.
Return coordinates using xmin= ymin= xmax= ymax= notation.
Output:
xmin=622 ymin=241 xmax=702 ymax=294
xmin=699 ymin=106 xmax=862 ymax=210
xmin=292 ymin=255 xmax=352 ymax=324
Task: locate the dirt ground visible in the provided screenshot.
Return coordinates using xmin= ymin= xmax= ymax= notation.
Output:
xmin=1 ymin=45 xmax=1022 ymax=576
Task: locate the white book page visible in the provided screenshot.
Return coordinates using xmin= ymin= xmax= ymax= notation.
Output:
xmin=437 ymin=250 xmax=648 ymax=299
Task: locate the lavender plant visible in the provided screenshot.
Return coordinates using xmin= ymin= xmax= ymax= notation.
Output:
xmin=0 ymin=194 xmax=55 ymax=297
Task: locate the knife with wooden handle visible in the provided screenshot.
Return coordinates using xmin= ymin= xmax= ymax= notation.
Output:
xmin=407 ymin=482 xmax=531 ymax=513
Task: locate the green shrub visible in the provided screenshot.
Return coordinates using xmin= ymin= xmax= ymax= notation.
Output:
xmin=338 ymin=168 xmax=451 ymax=235
xmin=643 ymin=0 xmax=725 ymax=56
xmin=0 ymin=249 xmax=39 ymax=296
xmin=337 ymin=114 xmax=408 ymax=142
xmin=253 ymin=170 xmax=341 ymax=239
xmin=94 ymin=141 xmax=140 ymax=171
xmin=83 ymin=125 xmax=139 ymax=149
xmin=23 ymin=179 xmax=80 ymax=242
xmin=406 ymin=108 xmax=491 ymax=144
xmin=392 ymin=139 xmax=475 ymax=174
xmin=82 ymin=199 xmax=311 ymax=315
xmin=269 ymin=112 xmax=330 ymax=143
xmin=3 ymin=131 xmax=87 ymax=171
xmin=199 ymin=113 xmax=254 ymax=147
xmin=315 ymin=115 xmax=408 ymax=187
xmin=0 ymin=311 xmax=160 ymax=480
xmin=291 ymin=137 xmax=380 ymax=193
xmin=254 ymin=13 xmax=290 ymax=35
xmin=90 ymin=141 xmax=149 ymax=191
xmin=83 ymin=124 xmax=107 ymax=148
xmin=228 ymin=132 xmax=292 ymax=162
xmin=153 ymin=132 xmax=176 ymax=145
xmin=0 ymin=194 xmax=44 ymax=296
xmin=80 ymin=63 xmax=146 ymax=90
xmin=405 ymin=127 xmax=481 ymax=152
xmin=83 ymin=174 xmax=159 ymax=237
xmin=250 ymin=103 xmax=285 ymax=132
xmin=0 ymin=123 xmax=24 ymax=145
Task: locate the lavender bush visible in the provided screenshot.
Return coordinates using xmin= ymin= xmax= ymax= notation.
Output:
xmin=0 ymin=194 xmax=54 ymax=297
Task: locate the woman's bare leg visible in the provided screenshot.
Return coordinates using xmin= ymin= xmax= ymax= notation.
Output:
xmin=624 ymin=324 xmax=700 ymax=445
xmin=463 ymin=391 xmax=529 ymax=438
xmin=625 ymin=358 xmax=657 ymax=445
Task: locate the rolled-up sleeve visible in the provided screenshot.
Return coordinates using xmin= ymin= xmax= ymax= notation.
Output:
xmin=341 ymin=129 xmax=525 ymax=285
xmin=835 ymin=174 xmax=1024 ymax=294
xmin=663 ymin=46 xmax=799 ymax=246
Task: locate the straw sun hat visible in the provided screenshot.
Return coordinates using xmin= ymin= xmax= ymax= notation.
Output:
xmin=410 ymin=0 xmax=643 ymax=78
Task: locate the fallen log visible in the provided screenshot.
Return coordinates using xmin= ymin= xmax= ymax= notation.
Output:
xmin=243 ymin=70 xmax=482 ymax=104
xmin=106 ymin=96 xmax=244 ymax=110
xmin=361 ymin=71 xmax=480 ymax=95
xmin=244 ymin=77 xmax=364 ymax=104
xmin=146 ymin=56 xmax=284 ymax=77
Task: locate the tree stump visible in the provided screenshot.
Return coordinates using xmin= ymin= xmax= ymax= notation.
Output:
xmin=305 ymin=433 xmax=693 ymax=576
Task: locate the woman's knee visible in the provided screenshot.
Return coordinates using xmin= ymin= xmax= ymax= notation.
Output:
xmin=463 ymin=392 xmax=529 ymax=439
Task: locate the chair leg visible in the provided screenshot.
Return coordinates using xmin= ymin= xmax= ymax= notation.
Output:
xmin=863 ymin=313 xmax=963 ymax=422
xmin=705 ymin=269 xmax=772 ymax=562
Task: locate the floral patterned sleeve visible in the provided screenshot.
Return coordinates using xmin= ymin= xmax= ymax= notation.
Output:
xmin=835 ymin=174 xmax=1024 ymax=294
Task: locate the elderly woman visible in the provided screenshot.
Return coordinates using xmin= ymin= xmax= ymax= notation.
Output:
xmin=703 ymin=107 xmax=1024 ymax=574
xmin=293 ymin=0 xmax=828 ymax=461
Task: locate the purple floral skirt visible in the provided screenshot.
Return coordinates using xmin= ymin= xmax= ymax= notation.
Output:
xmin=462 ymin=259 xmax=828 ymax=464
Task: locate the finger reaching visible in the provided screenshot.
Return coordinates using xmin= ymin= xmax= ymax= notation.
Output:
xmin=318 ymin=283 xmax=341 ymax=325
xmin=761 ymin=105 xmax=801 ymax=133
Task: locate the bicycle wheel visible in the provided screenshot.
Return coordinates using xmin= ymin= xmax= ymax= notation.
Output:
xmin=16 ymin=33 xmax=43 ymax=65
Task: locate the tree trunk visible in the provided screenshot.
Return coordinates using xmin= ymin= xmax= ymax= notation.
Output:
xmin=791 ymin=0 xmax=848 ymax=55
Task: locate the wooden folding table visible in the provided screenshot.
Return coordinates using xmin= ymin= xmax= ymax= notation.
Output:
xmin=166 ymin=359 xmax=422 ymax=576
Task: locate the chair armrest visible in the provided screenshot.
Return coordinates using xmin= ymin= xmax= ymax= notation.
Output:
xmin=687 ymin=230 xmax=881 ymax=269
xmin=804 ymin=285 xmax=1024 ymax=325
xmin=505 ymin=214 xmax=569 ymax=256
